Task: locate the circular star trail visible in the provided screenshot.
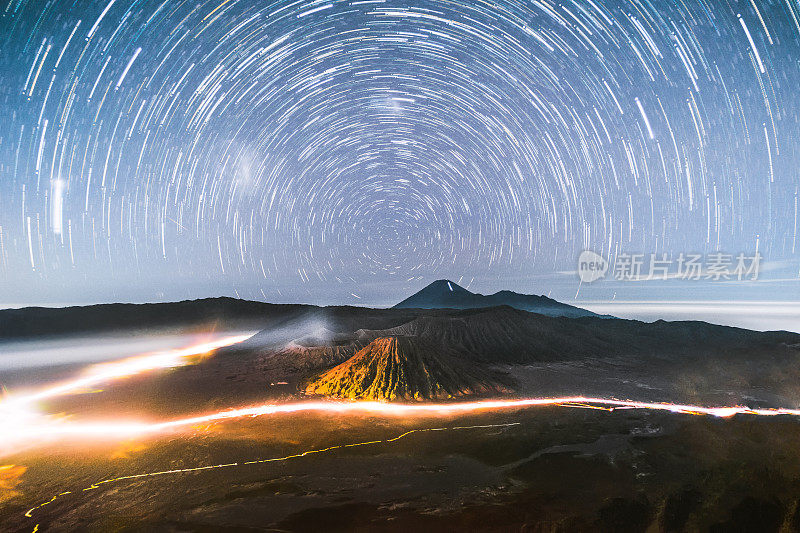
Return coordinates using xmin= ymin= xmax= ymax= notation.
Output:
xmin=0 ymin=0 xmax=798 ymax=304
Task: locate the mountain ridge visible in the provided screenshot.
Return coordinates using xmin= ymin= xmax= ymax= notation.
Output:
xmin=393 ymin=279 xmax=598 ymax=318
xmin=3 ymin=292 xmax=799 ymax=403
xmin=304 ymin=335 xmax=509 ymax=401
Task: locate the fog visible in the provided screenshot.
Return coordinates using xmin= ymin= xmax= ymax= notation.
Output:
xmin=578 ymin=301 xmax=800 ymax=333
xmin=0 ymin=330 xmax=255 ymax=386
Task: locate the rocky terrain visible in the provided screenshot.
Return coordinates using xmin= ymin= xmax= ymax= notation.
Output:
xmin=305 ymin=336 xmax=509 ymax=400
xmin=3 ymin=286 xmax=799 ymax=405
xmin=3 ymin=289 xmax=800 ymax=532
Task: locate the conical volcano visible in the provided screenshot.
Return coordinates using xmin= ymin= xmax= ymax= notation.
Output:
xmin=304 ymin=335 xmax=507 ymax=401
xmin=393 ymin=279 xmax=480 ymax=310
xmin=394 ymin=279 xmax=598 ymax=317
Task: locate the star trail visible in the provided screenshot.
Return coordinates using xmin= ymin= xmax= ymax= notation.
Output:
xmin=0 ymin=0 xmax=798 ymax=306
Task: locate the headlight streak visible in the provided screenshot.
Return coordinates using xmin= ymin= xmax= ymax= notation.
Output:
xmin=2 ymin=330 xmax=799 ymax=457
xmin=8 ymin=337 xmax=800 ymax=532
xmin=15 ymin=392 xmax=800 ymax=529
xmin=5 ymin=396 xmax=800 ymax=456
xmin=0 ymin=333 xmax=256 ymax=457
xmin=1 ymin=333 xmax=256 ymax=407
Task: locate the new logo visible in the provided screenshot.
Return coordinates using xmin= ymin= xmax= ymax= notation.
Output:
xmin=578 ymin=251 xmax=608 ymax=283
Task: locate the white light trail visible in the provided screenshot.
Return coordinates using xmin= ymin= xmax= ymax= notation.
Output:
xmin=1 ymin=333 xmax=255 ymax=408
xmin=116 ymin=47 xmax=142 ymax=89
xmin=4 ymin=396 xmax=800 ymax=457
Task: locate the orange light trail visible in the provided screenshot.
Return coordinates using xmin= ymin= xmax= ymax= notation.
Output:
xmin=2 ymin=333 xmax=256 ymax=407
xmin=5 ymin=396 xmax=800 ymax=454
xmin=4 ymin=332 xmax=800 ymax=456
xmin=9 ymin=338 xmax=800 ymax=533
xmin=0 ymin=333 xmax=256 ymax=456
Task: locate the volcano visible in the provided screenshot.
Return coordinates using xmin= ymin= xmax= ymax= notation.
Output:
xmin=304 ymin=335 xmax=508 ymax=401
xmin=394 ymin=279 xmax=598 ymax=318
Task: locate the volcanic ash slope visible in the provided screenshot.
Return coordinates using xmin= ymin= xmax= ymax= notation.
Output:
xmin=305 ymin=335 xmax=508 ymax=401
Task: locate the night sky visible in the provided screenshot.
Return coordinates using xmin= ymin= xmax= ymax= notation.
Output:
xmin=0 ymin=0 xmax=798 ymax=316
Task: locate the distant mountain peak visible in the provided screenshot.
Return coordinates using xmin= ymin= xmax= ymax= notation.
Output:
xmin=419 ymin=279 xmax=468 ymax=293
xmin=394 ymin=281 xmax=597 ymax=318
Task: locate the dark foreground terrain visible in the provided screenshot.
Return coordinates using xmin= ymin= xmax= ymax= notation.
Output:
xmin=2 ymin=293 xmax=800 ymax=532
xmin=4 ymin=409 xmax=800 ymax=532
